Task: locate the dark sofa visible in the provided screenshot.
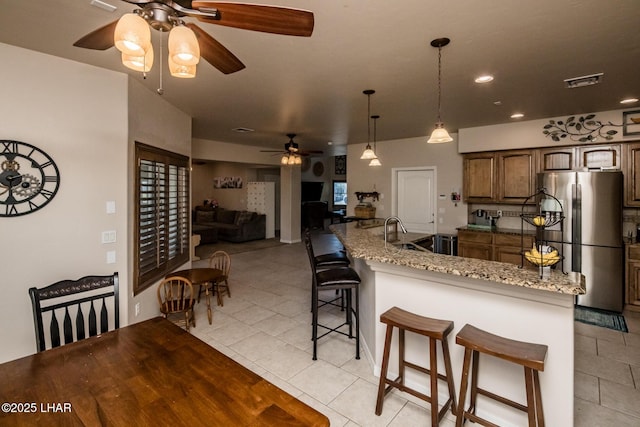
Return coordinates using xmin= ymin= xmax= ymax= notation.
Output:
xmin=193 ymin=206 xmax=266 ymax=243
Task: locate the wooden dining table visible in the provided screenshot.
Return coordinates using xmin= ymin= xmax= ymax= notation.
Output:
xmin=168 ymin=267 xmax=224 ymax=324
xmin=0 ymin=317 xmax=329 ymax=426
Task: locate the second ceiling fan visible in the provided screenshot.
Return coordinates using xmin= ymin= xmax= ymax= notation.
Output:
xmin=261 ymin=134 xmax=323 ymax=157
xmin=73 ymin=1 xmax=315 ymax=75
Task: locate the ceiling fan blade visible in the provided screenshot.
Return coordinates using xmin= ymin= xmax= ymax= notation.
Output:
xmin=192 ymin=2 xmax=314 ymax=37
xmin=73 ymin=20 xmax=119 ymax=50
xmin=186 ymin=23 xmax=245 ymax=74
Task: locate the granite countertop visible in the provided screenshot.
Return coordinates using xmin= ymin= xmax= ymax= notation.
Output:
xmin=330 ymin=222 xmax=585 ymax=296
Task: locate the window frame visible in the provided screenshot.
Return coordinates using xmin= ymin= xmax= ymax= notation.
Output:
xmin=332 ymin=180 xmax=347 ymax=207
xmin=134 ymin=142 xmax=190 ymax=295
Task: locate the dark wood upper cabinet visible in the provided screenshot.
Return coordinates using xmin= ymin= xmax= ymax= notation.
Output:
xmin=539 ymin=147 xmax=575 ymax=171
xmin=578 ymin=144 xmax=621 ymax=170
xmin=625 ymin=143 xmax=640 ymax=207
xmin=463 ymin=152 xmax=496 ymax=202
xmin=497 ymin=150 xmax=537 ymax=204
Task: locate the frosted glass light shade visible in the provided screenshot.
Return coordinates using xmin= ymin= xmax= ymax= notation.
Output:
xmin=360 ymin=144 xmax=377 ymax=160
xmin=294 ymin=156 xmax=302 ymax=165
xmin=281 ymin=155 xmax=288 ymax=165
xmin=427 ymin=122 xmax=453 ymax=143
xmin=122 ymin=46 xmax=154 ymax=72
xmin=114 ymin=13 xmax=151 ymax=56
xmin=169 ymin=56 xmax=196 ymax=78
xmin=369 ymin=157 xmax=382 ymax=167
xmin=168 ymin=26 xmax=200 ymax=66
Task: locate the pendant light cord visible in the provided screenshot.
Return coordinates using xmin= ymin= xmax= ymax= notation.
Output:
xmin=367 ymin=93 xmax=372 ymax=146
xmin=436 ymin=45 xmax=443 ymax=122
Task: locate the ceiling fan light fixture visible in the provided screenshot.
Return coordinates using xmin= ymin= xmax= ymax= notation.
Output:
xmin=122 ymin=46 xmax=154 ymax=72
xmin=427 ymin=122 xmax=454 ymax=143
xmin=114 ymin=13 xmax=151 ymax=56
xmin=168 ymin=25 xmax=200 ymax=66
xmin=427 ymin=37 xmax=453 ymax=144
xmin=281 ymin=154 xmax=289 ymax=165
xmin=169 ymin=56 xmax=196 ymax=78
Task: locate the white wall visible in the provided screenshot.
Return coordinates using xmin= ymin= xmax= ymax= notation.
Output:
xmin=459 ymin=109 xmax=633 ymax=153
xmin=0 ymin=43 xmax=128 ymax=363
xmin=347 ymin=135 xmax=467 ymax=234
xmin=0 ymin=43 xmax=192 ymax=363
xmin=127 ymin=78 xmax=192 ymax=324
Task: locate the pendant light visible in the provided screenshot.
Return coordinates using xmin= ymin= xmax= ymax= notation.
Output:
xmin=427 ymin=38 xmax=453 ymax=144
xmin=360 ymin=89 xmax=378 ymax=160
xmin=369 ymin=115 xmax=382 ymax=167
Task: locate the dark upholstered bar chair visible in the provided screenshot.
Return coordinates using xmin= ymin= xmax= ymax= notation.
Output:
xmin=304 ymin=234 xmax=361 ymax=360
xmin=304 ymin=229 xmax=350 ymax=311
xmin=29 ymin=272 xmax=119 ymax=352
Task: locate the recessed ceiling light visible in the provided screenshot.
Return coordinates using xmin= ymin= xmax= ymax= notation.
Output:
xmin=511 ymin=113 xmax=524 ymax=119
xmin=475 ymin=75 xmax=494 ymax=83
xmin=493 ymin=101 xmax=502 ymax=106
xmin=232 ymin=127 xmax=254 ymax=133
xmin=621 ymin=98 xmax=639 ymax=104
xmin=327 ymin=141 xmax=333 ymax=145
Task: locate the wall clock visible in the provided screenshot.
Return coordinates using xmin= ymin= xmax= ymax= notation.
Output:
xmin=0 ymin=140 xmax=60 ymax=217
xmin=313 ymin=161 xmax=324 ymax=177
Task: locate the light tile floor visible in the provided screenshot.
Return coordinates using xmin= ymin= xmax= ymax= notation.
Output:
xmin=189 ymin=238 xmax=640 ymax=426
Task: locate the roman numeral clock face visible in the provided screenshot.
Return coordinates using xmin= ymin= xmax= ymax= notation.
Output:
xmin=0 ymin=140 xmax=60 ymax=217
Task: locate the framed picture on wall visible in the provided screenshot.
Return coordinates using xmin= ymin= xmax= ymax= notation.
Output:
xmin=335 ymin=155 xmax=346 ymax=175
xmin=214 ymin=176 xmax=243 ymax=189
xmin=623 ymin=110 xmax=640 ymax=136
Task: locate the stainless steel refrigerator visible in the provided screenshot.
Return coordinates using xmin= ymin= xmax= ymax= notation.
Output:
xmin=537 ymin=171 xmax=624 ymax=312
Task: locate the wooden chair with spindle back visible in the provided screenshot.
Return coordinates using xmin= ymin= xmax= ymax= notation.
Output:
xmin=29 ymin=272 xmax=120 ymax=352
xmin=157 ymin=276 xmax=196 ymax=331
xmin=208 ymin=250 xmax=231 ymax=306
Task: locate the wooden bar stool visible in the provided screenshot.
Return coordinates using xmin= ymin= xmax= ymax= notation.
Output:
xmin=375 ymin=307 xmax=457 ymax=426
xmin=454 ymin=324 xmax=548 ymax=427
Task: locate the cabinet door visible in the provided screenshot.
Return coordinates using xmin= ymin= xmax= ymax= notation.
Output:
xmin=463 ymin=153 xmax=495 ymax=202
xmin=538 ymin=147 xmax=575 ymax=172
xmin=625 ymin=143 xmax=640 ymax=207
xmin=458 ymin=230 xmax=493 ymax=261
xmin=494 ymin=234 xmax=534 ymax=265
xmin=577 ymin=144 xmax=621 ymax=170
xmin=627 ymin=261 xmax=640 ymax=306
xmin=459 ymin=242 xmax=493 ymax=261
xmin=497 ymin=150 xmax=537 ymax=204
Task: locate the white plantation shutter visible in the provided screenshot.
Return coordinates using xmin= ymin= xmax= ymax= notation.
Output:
xmin=135 ymin=143 xmax=189 ymax=294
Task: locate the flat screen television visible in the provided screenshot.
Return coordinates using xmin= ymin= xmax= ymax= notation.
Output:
xmin=301 ymin=181 xmax=324 ymax=202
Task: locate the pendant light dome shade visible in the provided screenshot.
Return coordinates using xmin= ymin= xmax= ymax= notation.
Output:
xmin=114 ymin=13 xmax=151 ymax=56
xmin=369 ymin=157 xmax=382 ymax=166
xmin=360 ymin=146 xmax=377 ymax=160
xmin=428 ymin=122 xmax=453 ymax=143
xmin=168 ymin=25 xmax=200 ymax=66
xmin=122 ymin=46 xmax=154 ymax=72
xmin=427 ymin=37 xmax=453 ymax=144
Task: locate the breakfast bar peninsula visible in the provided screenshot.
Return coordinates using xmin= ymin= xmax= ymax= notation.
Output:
xmin=329 ymin=221 xmax=585 ymax=426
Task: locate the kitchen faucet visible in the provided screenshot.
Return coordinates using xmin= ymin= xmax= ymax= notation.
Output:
xmin=384 ymin=216 xmax=408 ymax=248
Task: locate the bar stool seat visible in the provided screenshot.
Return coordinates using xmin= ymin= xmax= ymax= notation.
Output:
xmin=455 ymin=324 xmax=548 ymax=427
xmin=375 ymin=307 xmax=457 ymax=426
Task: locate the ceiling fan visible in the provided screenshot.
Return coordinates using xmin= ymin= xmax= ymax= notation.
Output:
xmin=261 ymin=134 xmax=323 ymax=157
xmin=73 ymin=1 xmax=314 ymax=74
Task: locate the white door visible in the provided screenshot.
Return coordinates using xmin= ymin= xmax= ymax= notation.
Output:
xmin=394 ymin=168 xmax=436 ymax=233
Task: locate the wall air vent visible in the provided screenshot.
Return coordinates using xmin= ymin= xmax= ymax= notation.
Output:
xmin=564 ymin=73 xmax=604 ymax=89
xmin=232 ymin=127 xmax=255 ymax=133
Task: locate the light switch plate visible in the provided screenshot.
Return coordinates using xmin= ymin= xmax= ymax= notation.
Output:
xmin=101 ymin=230 xmax=116 ymax=243
xmin=106 ymin=201 xmax=116 ymax=214
xmin=106 ymin=251 xmax=116 ymax=264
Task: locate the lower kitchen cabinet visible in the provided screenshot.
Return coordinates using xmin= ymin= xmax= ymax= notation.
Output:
xmin=458 ymin=230 xmax=534 ymax=265
xmin=626 ymin=244 xmax=640 ymax=309
xmin=458 ymin=230 xmax=492 ymax=261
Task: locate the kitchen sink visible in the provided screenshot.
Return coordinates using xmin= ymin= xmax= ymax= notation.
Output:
xmin=388 ymin=241 xmax=432 ymax=252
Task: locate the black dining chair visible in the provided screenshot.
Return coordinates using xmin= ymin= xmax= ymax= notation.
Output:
xmin=29 ymin=272 xmax=120 ymax=352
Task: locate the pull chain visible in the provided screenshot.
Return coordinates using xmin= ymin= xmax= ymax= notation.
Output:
xmin=157 ymin=29 xmax=164 ymax=95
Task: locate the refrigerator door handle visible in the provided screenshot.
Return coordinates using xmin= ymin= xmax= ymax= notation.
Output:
xmin=573 ymin=183 xmax=582 ymax=271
